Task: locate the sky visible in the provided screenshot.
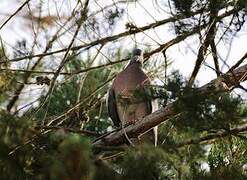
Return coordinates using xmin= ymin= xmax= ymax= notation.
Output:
xmin=0 ymin=0 xmax=246 ymax=101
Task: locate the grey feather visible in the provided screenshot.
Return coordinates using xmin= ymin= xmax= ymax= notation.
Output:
xmin=143 ymin=87 xmax=152 ymax=114
xmin=107 ymin=88 xmax=121 ymax=127
xmin=132 ymin=48 xmax=142 ymax=56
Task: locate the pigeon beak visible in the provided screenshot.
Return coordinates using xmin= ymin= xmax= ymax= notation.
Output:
xmin=130 ymin=48 xmax=144 ymax=65
xmin=136 ymin=55 xmax=144 ymax=64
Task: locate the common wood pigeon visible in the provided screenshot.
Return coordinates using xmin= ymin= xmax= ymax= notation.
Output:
xmin=107 ymin=49 xmax=158 ymax=146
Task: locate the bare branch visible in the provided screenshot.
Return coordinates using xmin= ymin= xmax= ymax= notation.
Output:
xmin=0 ymin=26 xmax=207 ymax=77
xmin=0 ymin=0 xmax=31 ymax=30
xmin=46 ymin=75 xmax=116 ymax=126
xmin=228 ymin=52 xmax=247 ymax=72
xmin=187 ymin=6 xmax=236 ymax=86
xmin=176 ymin=124 xmax=247 ymax=147
xmin=5 ymin=7 xmax=77 ymax=112
xmin=39 ymin=0 xmax=90 ymax=114
xmin=35 ymin=125 xmax=101 ymax=137
xmin=0 ymin=8 xmax=206 ymax=64
xmin=210 ymin=40 xmax=221 ymax=76
xmin=188 ymin=14 xmax=218 ymax=86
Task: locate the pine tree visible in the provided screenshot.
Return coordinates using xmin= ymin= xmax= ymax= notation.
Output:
xmin=0 ymin=0 xmax=246 ymax=179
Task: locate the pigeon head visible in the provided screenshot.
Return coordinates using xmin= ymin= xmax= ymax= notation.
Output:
xmin=132 ymin=48 xmax=142 ymax=56
xmin=130 ymin=48 xmax=144 ymax=65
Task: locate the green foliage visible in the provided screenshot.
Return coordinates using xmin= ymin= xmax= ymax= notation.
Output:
xmin=33 ymin=57 xmax=113 ymax=131
xmin=172 ymin=0 xmax=194 ymax=15
xmin=119 ymin=145 xmax=178 ymax=180
xmin=1 ymin=65 xmax=246 ymax=179
xmin=154 ymin=71 xmax=247 ymax=179
xmin=0 ymin=45 xmax=20 ymax=103
xmin=0 ymin=112 xmax=95 ymax=180
xmin=172 ymin=0 xmax=247 ymax=34
xmin=0 ymin=111 xmax=35 ymax=179
xmin=48 ymin=134 xmax=94 ymax=180
xmin=165 ymin=71 xmax=244 ymax=132
xmin=206 ymin=137 xmax=247 ymax=179
xmin=174 ymin=91 xmax=243 ymax=131
xmin=235 ymin=0 xmax=247 ymax=10
xmin=106 ymin=7 xmax=125 ymax=26
xmin=0 ymin=71 xmax=18 ymax=103
xmin=0 ymin=0 xmax=247 ymax=178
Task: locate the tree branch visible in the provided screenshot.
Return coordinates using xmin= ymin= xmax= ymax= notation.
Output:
xmin=210 ymin=40 xmax=221 ymax=76
xmin=6 ymin=16 xmax=74 ymax=112
xmin=0 ymin=0 xmax=31 ymax=30
xmin=0 ymin=27 xmax=204 ymax=76
xmin=0 ymin=8 xmax=207 ymax=64
xmin=35 ymin=125 xmax=101 ymax=137
xmin=175 ymin=124 xmax=247 ymax=147
xmin=93 ymin=64 xmax=247 ymax=146
xmin=188 ymin=12 xmax=218 ymax=86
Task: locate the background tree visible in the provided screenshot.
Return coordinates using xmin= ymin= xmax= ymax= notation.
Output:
xmin=0 ymin=0 xmax=246 ymax=179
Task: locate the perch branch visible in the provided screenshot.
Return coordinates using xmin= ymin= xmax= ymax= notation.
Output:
xmin=93 ymin=64 xmax=247 ymax=146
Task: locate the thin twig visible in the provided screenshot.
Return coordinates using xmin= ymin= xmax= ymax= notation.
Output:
xmin=176 ymin=124 xmax=247 ymax=147
xmin=0 ymin=0 xmax=31 ymax=30
xmin=35 ymin=125 xmax=101 ymax=136
xmin=1 ymin=8 xmax=206 ymax=64
xmin=46 ymin=75 xmax=115 ymax=126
